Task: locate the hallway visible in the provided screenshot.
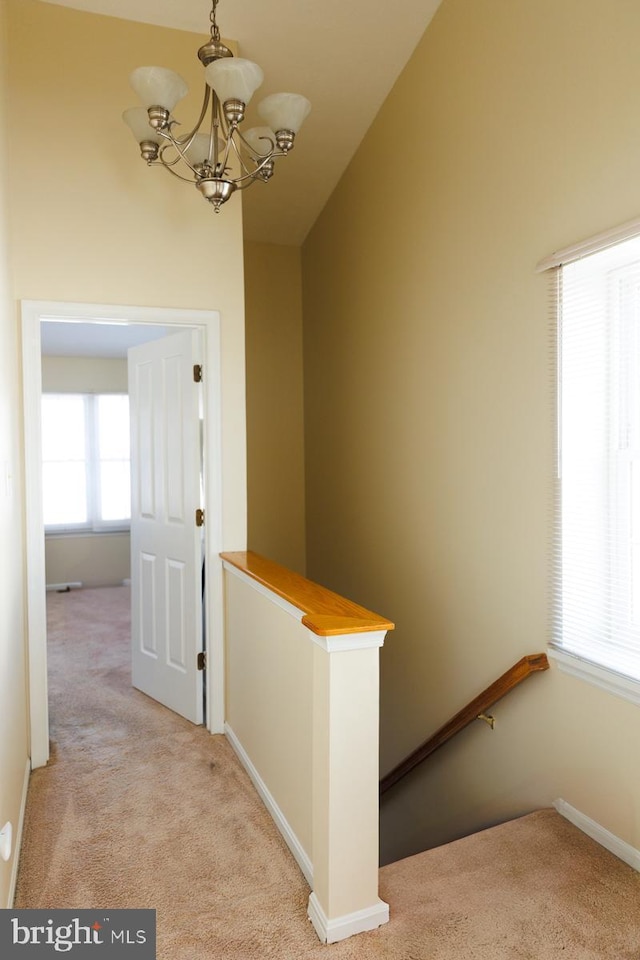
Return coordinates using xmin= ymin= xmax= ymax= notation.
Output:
xmin=14 ymin=586 xmax=640 ymax=959
xmin=14 ymin=586 xmax=331 ymax=958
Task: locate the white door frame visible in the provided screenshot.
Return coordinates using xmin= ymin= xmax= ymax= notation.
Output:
xmin=21 ymin=300 xmax=225 ymax=768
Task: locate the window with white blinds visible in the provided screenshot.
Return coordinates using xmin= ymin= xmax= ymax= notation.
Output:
xmin=549 ymin=229 xmax=640 ymax=696
xmin=42 ymin=393 xmax=131 ymax=532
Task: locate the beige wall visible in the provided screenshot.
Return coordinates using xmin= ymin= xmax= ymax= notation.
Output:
xmin=42 ymin=356 xmax=128 ymax=394
xmin=224 ymin=569 xmax=313 ymax=860
xmin=45 ymin=535 xmax=129 ymax=589
xmin=244 ymin=242 xmax=306 ymax=574
xmin=41 ymin=356 xmax=130 ymax=585
xmin=223 ymin=561 xmax=387 ymax=935
xmin=0 ymin=0 xmax=29 ymax=907
xmin=7 ymin=0 xmax=247 ymax=552
xmin=302 ymin=0 xmax=640 ymax=863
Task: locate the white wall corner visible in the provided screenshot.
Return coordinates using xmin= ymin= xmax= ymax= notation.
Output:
xmin=307 ymin=892 xmax=389 ymax=944
xmin=7 ymin=758 xmax=31 ymax=907
xmin=224 ymin=723 xmax=313 ymax=887
xmin=554 ymin=799 xmax=640 ymax=872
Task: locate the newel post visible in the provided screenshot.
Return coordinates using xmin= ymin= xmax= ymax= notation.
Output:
xmin=306 ymin=629 xmax=390 ymax=944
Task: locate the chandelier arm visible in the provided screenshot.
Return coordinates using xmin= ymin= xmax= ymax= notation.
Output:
xmin=173 ymin=85 xmax=212 ymax=149
xmin=234 ymin=179 xmax=259 ymax=192
xmin=224 ymin=163 xmax=272 ymax=187
xmin=225 ymin=138 xmax=282 ymax=185
xmin=158 ymin=161 xmax=203 ymax=184
xmin=252 ymin=152 xmax=281 ymax=174
xmin=231 ymin=128 xmax=283 ymax=182
xmin=156 ymin=137 xmax=201 ymax=178
xmin=217 ymin=133 xmax=235 ymax=177
xmin=228 ymin=162 xmax=274 ymax=186
xmin=226 ymin=131 xmax=255 ymax=179
xmin=153 ymin=131 xmax=285 ymax=183
xmin=235 ymin=127 xmax=276 ymax=159
xmin=211 ymin=89 xmax=220 ymax=169
xmin=213 ymin=104 xmax=236 ymax=175
xmin=226 ymin=131 xmax=285 ymax=182
xmin=166 ymin=142 xmax=202 ymax=178
xmin=156 ymin=139 xmax=187 ymax=168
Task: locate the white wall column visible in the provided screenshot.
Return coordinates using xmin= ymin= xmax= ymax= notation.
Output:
xmin=307 ymin=631 xmax=390 ymax=943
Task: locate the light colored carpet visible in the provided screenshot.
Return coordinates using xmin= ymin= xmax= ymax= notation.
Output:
xmin=15 ymin=586 xmax=640 ymax=958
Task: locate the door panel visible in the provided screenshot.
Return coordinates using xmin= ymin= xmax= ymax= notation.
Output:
xmin=128 ymin=329 xmax=204 ymax=724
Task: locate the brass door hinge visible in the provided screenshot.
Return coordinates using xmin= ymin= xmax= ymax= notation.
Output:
xmin=197 ymin=651 xmax=206 ymax=671
xmin=195 ymin=508 xmax=205 ymax=527
xmin=193 ymin=364 xmax=203 ymax=383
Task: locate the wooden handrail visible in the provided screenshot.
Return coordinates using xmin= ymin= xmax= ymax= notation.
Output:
xmin=379 ymin=653 xmax=549 ymax=796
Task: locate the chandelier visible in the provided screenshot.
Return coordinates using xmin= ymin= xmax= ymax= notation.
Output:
xmin=123 ymin=0 xmax=311 ymax=213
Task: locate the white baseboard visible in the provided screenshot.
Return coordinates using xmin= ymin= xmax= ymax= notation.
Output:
xmin=224 ymin=723 xmax=313 ymax=887
xmin=7 ymin=758 xmax=31 ymax=907
xmin=554 ymin=799 xmax=640 ymax=872
xmin=307 ymin=892 xmax=389 ymax=944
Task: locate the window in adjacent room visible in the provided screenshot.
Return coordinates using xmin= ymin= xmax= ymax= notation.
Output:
xmin=542 ymin=227 xmax=640 ymax=701
xmin=41 ymin=393 xmax=131 ymax=532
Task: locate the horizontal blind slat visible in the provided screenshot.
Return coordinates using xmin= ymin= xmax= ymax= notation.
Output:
xmin=553 ymin=233 xmax=640 ymax=685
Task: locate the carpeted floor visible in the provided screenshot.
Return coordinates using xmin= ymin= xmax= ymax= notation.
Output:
xmin=14 ymin=586 xmax=640 ymax=958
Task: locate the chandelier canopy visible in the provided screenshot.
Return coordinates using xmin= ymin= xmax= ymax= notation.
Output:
xmin=123 ymin=0 xmax=311 ymax=213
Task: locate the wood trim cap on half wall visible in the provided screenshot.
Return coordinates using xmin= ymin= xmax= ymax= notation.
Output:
xmin=220 ymin=551 xmax=394 ymax=637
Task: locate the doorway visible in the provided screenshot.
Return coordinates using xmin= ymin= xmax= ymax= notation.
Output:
xmin=22 ymin=301 xmax=225 ymax=769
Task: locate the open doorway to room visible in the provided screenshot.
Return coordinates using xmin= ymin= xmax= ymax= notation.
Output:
xmin=40 ymin=322 xmax=162 ymax=604
xmin=40 ymin=319 xmax=211 ymax=717
xmin=22 ymin=301 xmax=225 ymax=770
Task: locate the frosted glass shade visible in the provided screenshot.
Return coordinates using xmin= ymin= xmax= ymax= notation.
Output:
xmin=257 ymin=93 xmax=311 ymax=134
xmin=243 ymin=127 xmax=275 ymax=157
xmin=205 ymin=58 xmax=264 ymax=105
xmin=130 ymin=66 xmax=188 ymax=111
xmin=122 ymin=107 xmax=162 ymax=144
xmin=183 ymin=132 xmax=223 ymax=166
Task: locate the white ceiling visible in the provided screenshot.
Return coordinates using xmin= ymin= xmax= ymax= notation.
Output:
xmin=40 ymin=0 xmax=443 ymax=246
xmin=41 ymin=321 xmax=172 ymax=358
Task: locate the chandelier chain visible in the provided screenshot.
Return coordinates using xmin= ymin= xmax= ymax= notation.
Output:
xmin=209 ymin=0 xmax=221 ymax=41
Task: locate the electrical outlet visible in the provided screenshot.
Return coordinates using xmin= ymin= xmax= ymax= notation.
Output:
xmin=0 ymin=461 xmax=9 ymax=499
xmin=0 ymin=822 xmax=12 ymax=862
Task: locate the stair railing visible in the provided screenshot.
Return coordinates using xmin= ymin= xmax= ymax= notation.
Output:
xmin=379 ymin=653 xmax=549 ymax=796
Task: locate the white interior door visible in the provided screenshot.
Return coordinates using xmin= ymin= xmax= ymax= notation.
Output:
xmin=128 ymin=329 xmax=204 ymax=724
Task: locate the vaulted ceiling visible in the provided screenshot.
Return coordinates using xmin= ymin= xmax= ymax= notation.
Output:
xmin=41 ymin=0 xmax=442 ymax=245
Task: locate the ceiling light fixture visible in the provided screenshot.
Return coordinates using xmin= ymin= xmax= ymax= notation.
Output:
xmin=123 ymin=0 xmax=311 ymax=213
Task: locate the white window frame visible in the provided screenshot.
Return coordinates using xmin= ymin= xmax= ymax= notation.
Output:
xmin=538 ymin=216 xmax=640 ymax=707
xmin=42 ymin=391 xmax=131 ymax=535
